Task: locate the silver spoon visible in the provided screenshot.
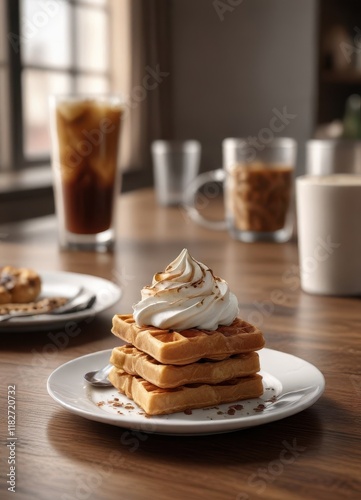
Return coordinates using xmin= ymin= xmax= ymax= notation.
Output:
xmin=0 ymin=291 xmax=96 ymax=322
xmin=84 ymin=363 xmax=113 ymax=387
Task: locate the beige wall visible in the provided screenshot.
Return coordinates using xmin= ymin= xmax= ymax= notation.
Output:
xmin=170 ymin=0 xmax=318 ymax=174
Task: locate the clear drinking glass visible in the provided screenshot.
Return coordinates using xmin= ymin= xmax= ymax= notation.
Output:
xmin=183 ymin=137 xmax=297 ymax=242
xmin=49 ymin=95 xmax=124 ymax=251
xmin=151 ymin=140 xmax=201 ymax=206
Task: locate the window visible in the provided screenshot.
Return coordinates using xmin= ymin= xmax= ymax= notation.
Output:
xmin=4 ymin=0 xmax=111 ymax=169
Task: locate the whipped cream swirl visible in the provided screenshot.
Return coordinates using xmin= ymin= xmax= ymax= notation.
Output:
xmin=133 ymin=249 xmax=238 ymax=330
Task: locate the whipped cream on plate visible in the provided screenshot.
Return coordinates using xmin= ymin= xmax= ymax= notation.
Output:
xmin=133 ymin=249 xmax=239 ymax=331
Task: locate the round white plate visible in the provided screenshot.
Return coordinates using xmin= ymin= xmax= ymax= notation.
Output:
xmin=47 ymin=348 xmax=325 ymax=435
xmin=0 ymin=271 xmax=121 ymax=332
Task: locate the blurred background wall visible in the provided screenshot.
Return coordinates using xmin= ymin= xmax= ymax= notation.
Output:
xmin=170 ymin=0 xmax=318 ymax=174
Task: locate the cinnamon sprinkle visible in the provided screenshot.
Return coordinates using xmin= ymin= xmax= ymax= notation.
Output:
xmin=253 ymin=404 xmax=266 ymax=412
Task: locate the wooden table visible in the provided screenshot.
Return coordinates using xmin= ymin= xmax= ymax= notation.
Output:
xmin=0 ymin=189 xmax=360 ymax=500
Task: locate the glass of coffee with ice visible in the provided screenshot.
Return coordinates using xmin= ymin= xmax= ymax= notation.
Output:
xmin=50 ymin=95 xmax=124 ymax=251
xmin=183 ymin=137 xmax=297 ymax=243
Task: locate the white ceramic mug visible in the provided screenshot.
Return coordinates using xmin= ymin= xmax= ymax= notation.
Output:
xmin=296 ymin=174 xmax=361 ymax=295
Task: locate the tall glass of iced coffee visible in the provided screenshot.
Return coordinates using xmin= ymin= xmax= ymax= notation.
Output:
xmin=49 ymin=95 xmax=124 ymax=251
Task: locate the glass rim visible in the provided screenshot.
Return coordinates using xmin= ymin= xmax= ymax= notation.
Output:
xmin=306 ymin=139 xmax=361 ymax=151
xmin=151 ymin=140 xmax=201 ymax=154
xmin=49 ymin=93 xmax=125 ymax=105
xmin=297 ymin=173 xmax=361 ymax=186
xmin=223 ymin=137 xmax=296 ymax=150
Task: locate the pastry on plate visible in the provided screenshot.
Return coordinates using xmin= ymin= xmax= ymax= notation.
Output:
xmin=0 ymin=266 xmax=41 ymax=304
xmin=109 ymin=249 xmax=265 ymax=415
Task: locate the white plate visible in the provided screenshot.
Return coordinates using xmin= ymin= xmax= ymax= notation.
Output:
xmin=0 ymin=271 xmax=121 ymax=332
xmin=47 ymin=348 xmax=325 ymax=435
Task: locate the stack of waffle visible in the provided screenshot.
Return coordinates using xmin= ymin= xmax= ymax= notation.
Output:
xmin=109 ymin=314 xmax=265 ymax=415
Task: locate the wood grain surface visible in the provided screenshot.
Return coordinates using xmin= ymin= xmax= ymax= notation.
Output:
xmin=0 ymin=189 xmax=360 ymax=500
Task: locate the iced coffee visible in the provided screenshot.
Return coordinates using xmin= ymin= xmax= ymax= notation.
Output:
xmin=183 ymin=138 xmax=296 ymax=242
xmin=50 ymin=96 xmax=123 ymax=250
xmin=226 ymin=162 xmax=293 ymax=233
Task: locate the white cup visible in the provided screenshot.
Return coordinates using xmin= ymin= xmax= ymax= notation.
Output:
xmin=296 ymin=174 xmax=361 ymax=295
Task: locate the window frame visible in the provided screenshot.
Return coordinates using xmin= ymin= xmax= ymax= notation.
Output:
xmin=7 ymin=0 xmax=23 ymax=170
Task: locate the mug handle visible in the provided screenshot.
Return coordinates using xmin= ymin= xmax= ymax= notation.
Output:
xmin=182 ymin=169 xmax=228 ymax=230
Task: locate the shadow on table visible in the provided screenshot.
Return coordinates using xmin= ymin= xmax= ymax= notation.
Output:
xmin=47 ymin=401 xmax=329 ymax=468
xmin=0 ymin=314 xmax=113 ymax=352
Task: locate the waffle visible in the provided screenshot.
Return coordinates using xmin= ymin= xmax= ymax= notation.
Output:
xmin=111 ymin=314 xmax=265 ymax=365
xmin=108 ymin=368 xmax=263 ymax=415
xmin=110 ymin=345 xmax=260 ymax=389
